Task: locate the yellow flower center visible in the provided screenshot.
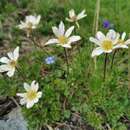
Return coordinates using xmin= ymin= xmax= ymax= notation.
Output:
xmin=101 ymin=40 xmax=113 ymax=51
xmin=26 ymin=22 xmax=33 ymax=37
xmin=118 ymin=39 xmax=125 ymax=45
xmin=71 ymin=16 xmax=77 ymax=21
xmin=27 ymin=22 xmax=33 ymax=29
xmin=58 ymin=36 xmax=68 ymax=44
xmin=9 ymin=60 xmax=17 ymax=68
xmin=27 ymin=90 xmax=37 ymax=100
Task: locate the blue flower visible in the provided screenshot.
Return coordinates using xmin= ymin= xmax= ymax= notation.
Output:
xmin=45 ymin=56 xmax=56 ymax=65
xmin=103 ymin=20 xmax=110 ymax=29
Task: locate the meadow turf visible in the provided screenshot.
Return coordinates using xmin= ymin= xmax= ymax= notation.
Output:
xmin=0 ymin=0 xmax=130 ymax=129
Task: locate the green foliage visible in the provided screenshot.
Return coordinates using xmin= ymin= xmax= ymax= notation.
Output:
xmin=86 ymin=112 xmax=103 ymax=130
xmin=0 ymin=0 xmax=130 ymax=130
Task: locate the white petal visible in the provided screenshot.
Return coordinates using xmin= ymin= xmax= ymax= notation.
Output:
xmin=96 ymin=31 xmax=105 ymax=41
xmin=65 ymin=26 xmax=74 ymax=37
xmin=66 ymin=18 xmax=74 ymax=22
xmin=113 ymin=33 xmax=120 ymax=45
xmin=77 ymin=10 xmax=87 ymax=20
xmin=114 ymin=44 xmax=128 ymax=49
xmin=18 ymin=24 xmax=24 ymax=29
xmin=26 ymin=15 xmax=37 ymax=24
xmin=20 ymin=98 xmax=26 ymax=105
xmin=45 ymin=39 xmax=59 ymax=45
xmin=33 ymin=98 xmax=39 ymax=103
xmin=31 ymin=81 xmax=39 ymax=91
xmin=125 ymin=39 xmax=130 ymax=45
xmin=0 ymin=65 xmax=10 ymax=72
xmin=0 ymin=57 xmax=10 ymax=63
xmin=32 ymin=25 xmax=36 ymax=29
xmin=37 ymin=92 xmax=42 ymax=98
xmin=17 ymin=93 xmax=26 ymax=98
xmin=77 ymin=14 xmax=87 ymax=20
xmin=31 ymin=80 xmax=36 ymax=86
xmin=103 ymin=50 xmax=113 ymax=53
xmin=61 ymin=44 xmax=72 ymax=48
xmin=18 ymin=21 xmax=26 ymax=29
xmin=68 ymin=36 xmax=81 ymax=43
xmin=121 ymin=32 xmax=126 ymax=40
xmin=7 ymin=52 xmax=14 ymax=60
xmin=20 ymin=21 xmax=25 ymax=25
xmin=106 ymin=29 xmax=117 ymax=40
xmin=13 ymin=46 xmax=19 ymax=60
xmin=36 ymin=15 xmax=41 ymax=24
xmin=91 ymin=47 xmax=104 ymax=57
xmin=76 ymin=22 xmax=80 ymax=28
xmin=120 ymin=45 xmax=128 ymax=48
xmin=25 ymin=15 xmax=33 ymax=21
xmin=59 ymin=21 xmax=65 ymax=35
xmin=7 ymin=68 xmax=15 ymax=77
xmin=69 ymin=9 xmax=75 ymax=18
xmin=121 ymin=45 xmax=128 ymax=48
xmin=89 ymin=37 xmax=100 ymax=46
xmin=26 ymin=101 xmax=34 ymax=109
xmin=24 ymin=83 xmax=30 ymax=91
xmin=52 ymin=27 xmax=60 ymax=37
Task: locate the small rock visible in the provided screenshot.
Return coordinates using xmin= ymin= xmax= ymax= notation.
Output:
xmin=0 ymin=107 xmax=27 ymax=130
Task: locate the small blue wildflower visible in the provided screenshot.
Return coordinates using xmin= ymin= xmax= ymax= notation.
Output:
xmin=103 ymin=20 xmax=110 ymax=29
xmin=45 ymin=56 xmax=56 ymax=65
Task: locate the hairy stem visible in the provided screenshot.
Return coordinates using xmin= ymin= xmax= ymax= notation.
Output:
xmin=75 ymin=26 xmax=81 ymax=53
xmin=111 ymin=50 xmax=117 ymax=69
xmin=128 ymin=35 xmax=130 ymax=90
xmin=64 ymin=48 xmax=69 ymax=76
xmin=104 ymin=54 xmax=108 ymax=81
xmin=10 ymin=97 xmax=20 ymax=108
xmin=30 ymin=37 xmax=50 ymax=55
xmin=92 ymin=0 xmax=101 ymax=70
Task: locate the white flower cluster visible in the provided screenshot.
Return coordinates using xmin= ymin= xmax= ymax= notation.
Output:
xmin=2 ymin=8 xmax=130 ymax=110
xmin=0 ymin=47 xmax=42 ymax=109
xmin=90 ymin=30 xmax=130 ymax=57
xmin=0 ymin=9 xmax=87 ymax=109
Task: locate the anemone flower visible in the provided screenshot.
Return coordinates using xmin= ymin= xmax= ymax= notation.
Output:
xmin=18 ymin=15 xmax=41 ymax=37
xmin=0 ymin=47 xmax=19 ymax=77
xmin=66 ymin=9 xmax=87 ymax=28
xmin=17 ymin=81 xmax=42 ymax=109
xmin=89 ymin=29 xmax=120 ymax=57
xmin=115 ymin=32 xmax=130 ymax=48
xmin=45 ymin=21 xmax=81 ymax=48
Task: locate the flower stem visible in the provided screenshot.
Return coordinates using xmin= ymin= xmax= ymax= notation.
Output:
xmin=64 ymin=48 xmax=69 ymax=76
xmin=128 ymin=35 xmax=130 ymax=90
xmin=92 ymin=0 xmax=101 ymax=70
xmin=75 ymin=27 xmax=80 ymax=53
xmin=30 ymin=37 xmax=50 ymax=55
xmin=104 ymin=53 xmax=108 ymax=81
xmin=76 ymin=21 xmax=80 ymax=29
xmin=10 ymin=97 xmax=20 ymax=108
xmin=111 ymin=50 xmax=117 ymax=69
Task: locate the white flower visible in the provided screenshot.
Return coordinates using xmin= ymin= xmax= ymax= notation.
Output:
xmin=0 ymin=47 xmax=19 ymax=77
xmin=89 ymin=30 xmax=120 ymax=57
xmin=45 ymin=21 xmax=81 ymax=48
xmin=17 ymin=81 xmax=42 ymax=109
xmin=66 ymin=9 xmax=87 ymax=28
xmin=18 ymin=15 xmax=41 ymax=37
xmin=115 ymin=32 xmax=130 ymax=48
